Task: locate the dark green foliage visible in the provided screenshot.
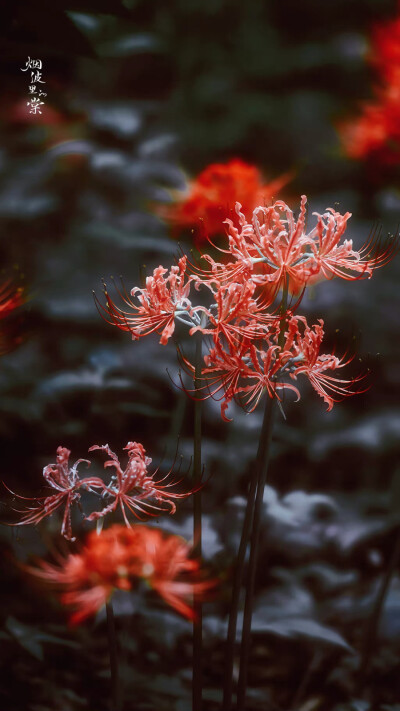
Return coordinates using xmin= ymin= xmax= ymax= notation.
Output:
xmin=0 ymin=0 xmax=400 ymax=708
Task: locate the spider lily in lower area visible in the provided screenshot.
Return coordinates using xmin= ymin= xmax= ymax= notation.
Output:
xmin=7 ymin=447 xmax=106 ymax=541
xmin=7 ymin=441 xmax=196 ymax=539
xmin=85 ymin=441 xmax=196 ymax=525
xmin=26 ymin=524 xmax=215 ymax=624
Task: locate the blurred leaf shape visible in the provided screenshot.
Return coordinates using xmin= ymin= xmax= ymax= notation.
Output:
xmin=3 ymin=616 xmax=78 ymax=661
xmin=250 ymin=616 xmax=353 ymax=653
xmin=266 ymin=489 xmax=338 ymax=527
xmin=88 ymin=103 xmax=142 ymax=138
xmin=82 ymin=220 xmax=176 ymax=250
xmin=310 ymin=411 xmax=400 ymax=459
xmin=98 ymin=33 xmax=162 ymax=57
xmin=297 ymin=562 xmax=358 ymax=595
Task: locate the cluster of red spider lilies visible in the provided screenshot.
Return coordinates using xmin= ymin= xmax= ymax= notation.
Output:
xmin=9 ymin=441 xmax=208 ymax=621
xmin=99 ymin=194 xmax=393 ymax=420
xmin=7 ymin=166 xmax=397 ymax=626
xmin=8 ymin=443 xmax=194 ymax=541
xmin=3 ymin=4 xmax=400 ymax=704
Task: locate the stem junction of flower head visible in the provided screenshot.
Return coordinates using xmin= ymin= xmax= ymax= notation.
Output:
xmin=222 ymin=279 xmax=290 ymax=711
xmin=193 ymin=319 xmax=204 ymax=711
xmin=236 ymin=278 xmax=288 ymax=711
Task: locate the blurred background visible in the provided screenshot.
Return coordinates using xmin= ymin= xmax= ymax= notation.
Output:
xmin=0 ymin=1 xmax=400 ymax=709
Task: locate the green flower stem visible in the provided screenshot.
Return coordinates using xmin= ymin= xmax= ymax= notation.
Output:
xmin=236 ymin=280 xmax=288 ymax=710
xmin=356 ymin=524 xmax=400 ymax=694
xmin=106 ymin=601 xmax=122 ymax=711
xmin=193 ymin=330 xmax=203 ymax=711
xmin=356 ymin=468 xmax=400 ymax=694
xmin=236 ymin=395 xmax=276 ymax=710
xmin=222 ymin=463 xmax=258 ymax=710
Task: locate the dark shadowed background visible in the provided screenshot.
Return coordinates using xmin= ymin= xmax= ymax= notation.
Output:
xmin=0 ymin=1 xmax=399 ymax=709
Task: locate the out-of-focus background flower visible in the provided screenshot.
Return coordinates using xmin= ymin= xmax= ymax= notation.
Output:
xmin=1 ymin=1 xmax=400 ymax=709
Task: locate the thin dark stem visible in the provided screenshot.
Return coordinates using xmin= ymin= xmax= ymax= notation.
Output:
xmin=290 ymin=650 xmax=321 ymax=710
xmin=236 ymin=395 xmax=276 ymax=710
xmin=168 ymin=391 xmax=186 ymax=449
xmin=193 ymin=331 xmax=203 ymax=711
xmin=106 ymin=601 xmax=122 ymax=711
xmin=222 ymin=469 xmax=258 ymax=711
xmin=236 ymin=280 xmax=288 ymax=710
xmin=356 ymin=524 xmax=400 ymax=694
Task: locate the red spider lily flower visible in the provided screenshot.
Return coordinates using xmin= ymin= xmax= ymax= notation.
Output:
xmin=180 ymin=330 xmax=299 ymax=421
xmin=86 ymin=442 xmax=194 ymax=525
xmin=164 ymin=159 xmax=292 ymax=243
xmin=190 ymin=279 xmax=276 ymax=346
xmin=8 ymin=447 xmax=105 ymax=541
xmin=26 ymin=524 xmax=214 ymax=624
xmin=95 ymin=256 xmax=201 ymax=345
xmin=182 ymin=312 xmax=364 ymax=418
xmin=280 ymin=316 xmax=366 ymax=411
xmin=199 ymin=197 xmax=391 ymax=293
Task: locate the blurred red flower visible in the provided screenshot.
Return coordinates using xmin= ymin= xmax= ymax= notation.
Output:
xmin=0 ymin=280 xmax=24 ymax=317
xmin=339 ymin=7 xmax=400 ymax=164
xmin=0 ymin=279 xmax=25 ymax=355
xmin=340 ymin=78 xmax=400 ymax=163
xmin=165 ymin=159 xmax=292 ymax=242
xmin=26 ymin=524 xmax=213 ymax=624
xmin=8 ymin=99 xmax=65 ymax=126
xmin=371 ymin=13 xmax=400 ymax=83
